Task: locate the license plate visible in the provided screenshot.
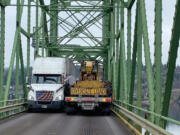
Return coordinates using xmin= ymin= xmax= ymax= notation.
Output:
xmin=41 ymin=105 xmax=47 ymax=109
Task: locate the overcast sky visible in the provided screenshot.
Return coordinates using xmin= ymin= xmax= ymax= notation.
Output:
xmin=4 ymin=0 xmax=180 ymax=67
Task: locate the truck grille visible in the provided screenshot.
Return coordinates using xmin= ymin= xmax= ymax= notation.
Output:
xmin=36 ymin=91 xmax=54 ymax=101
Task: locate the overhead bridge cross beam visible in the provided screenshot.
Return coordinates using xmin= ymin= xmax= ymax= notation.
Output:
xmin=48 ymin=45 xmax=107 ymax=58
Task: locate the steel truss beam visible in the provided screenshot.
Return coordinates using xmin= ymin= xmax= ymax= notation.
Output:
xmin=161 ymin=0 xmax=180 ymax=128
xmin=0 ymin=5 xmax=5 ymax=103
xmin=49 ymin=46 xmax=107 ymax=57
xmin=4 ymin=0 xmax=26 ymax=106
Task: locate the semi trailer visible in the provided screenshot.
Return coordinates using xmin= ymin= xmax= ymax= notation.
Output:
xmin=27 ymin=57 xmax=75 ymax=110
xmin=64 ymin=61 xmax=112 ymax=114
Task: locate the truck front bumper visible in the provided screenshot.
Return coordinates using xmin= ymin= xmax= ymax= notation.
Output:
xmin=27 ymin=100 xmax=64 ymax=110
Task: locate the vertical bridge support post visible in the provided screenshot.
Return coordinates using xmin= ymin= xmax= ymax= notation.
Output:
xmin=0 ymin=4 xmax=5 ymax=104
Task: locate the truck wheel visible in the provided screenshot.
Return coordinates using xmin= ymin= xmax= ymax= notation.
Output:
xmin=65 ymin=106 xmax=74 ymax=115
xmin=104 ymin=81 xmax=112 ymax=97
xmin=102 ymin=107 xmax=111 ymax=115
xmin=101 ymin=104 xmax=111 ymax=115
xmin=27 ymin=107 xmax=33 ymax=113
xmin=64 ymin=84 xmax=70 ymax=96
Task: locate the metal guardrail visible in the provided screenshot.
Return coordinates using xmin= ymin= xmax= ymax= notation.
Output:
xmin=113 ymin=102 xmax=173 ymax=135
xmin=0 ymin=99 xmax=27 ymax=119
xmin=114 ymin=100 xmax=180 ymax=126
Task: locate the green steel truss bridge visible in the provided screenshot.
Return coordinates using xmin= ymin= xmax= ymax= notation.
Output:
xmin=0 ymin=0 xmax=180 ymax=134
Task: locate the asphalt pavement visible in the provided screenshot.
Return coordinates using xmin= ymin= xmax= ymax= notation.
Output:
xmin=0 ymin=112 xmax=133 ymax=135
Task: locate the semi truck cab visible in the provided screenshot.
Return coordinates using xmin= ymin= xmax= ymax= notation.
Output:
xmin=27 ymin=57 xmax=67 ymax=110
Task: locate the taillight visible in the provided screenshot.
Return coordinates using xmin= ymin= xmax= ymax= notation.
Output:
xmin=105 ymin=98 xmax=111 ymax=102
xmin=102 ymin=98 xmax=111 ymax=102
xmin=65 ymin=97 xmax=74 ymax=102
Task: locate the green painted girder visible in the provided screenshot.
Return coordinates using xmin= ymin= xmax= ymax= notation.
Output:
xmin=119 ymin=0 xmax=128 ymax=102
xmin=26 ymin=0 xmax=31 ymax=78
xmin=56 ymin=24 xmax=95 ymax=47
xmin=35 ymin=0 xmax=40 ymax=57
xmin=50 ymin=51 xmax=106 ymax=57
xmin=126 ymin=8 xmax=132 ymax=102
xmin=0 ymin=5 xmax=5 ymax=102
xmin=19 ymin=39 xmax=27 ymax=98
xmin=140 ymin=0 xmax=155 ymax=122
xmin=4 ymin=0 xmax=24 ymax=106
xmin=0 ymin=0 xmax=10 ymax=6
xmin=15 ymin=33 xmax=20 ymax=100
xmin=51 ymin=49 xmax=104 ymax=62
xmin=38 ymin=2 xmax=105 ymax=46
xmin=161 ymin=0 xmax=180 ymax=128
xmin=57 ymin=12 xmax=104 ymax=45
xmin=20 ymin=27 xmax=31 ymax=38
xmin=119 ymin=0 xmax=135 ymax=9
xmin=129 ymin=1 xmax=138 ymax=107
xmin=58 ymin=11 xmax=102 ymax=45
xmin=48 ymin=8 xmax=108 ymax=12
xmin=33 ymin=0 xmax=75 ymax=37
xmin=136 ymin=0 xmax=143 ymax=117
xmin=154 ymin=0 xmax=162 ymax=126
xmin=102 ymin=0 xmax=111 ymax=47
xmin=114 ymin=0 xmax=120 ymax=100
xmin=63 ymin=9 xmax=102 ymax=45
xmin=48 ymin=45 xmax=106 ymax=50
xmin=63 ymin=0 xmax=103 ymax=1
xmin=49 ymin=46 xmax=107 ymax=57
xmin=49 ymin=0 xmax=58 ymax=56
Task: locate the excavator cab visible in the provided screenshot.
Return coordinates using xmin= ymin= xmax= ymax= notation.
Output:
xmin=80 ymin=61 xmax=98 ymax=81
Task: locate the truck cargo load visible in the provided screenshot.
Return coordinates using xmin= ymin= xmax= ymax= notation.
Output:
xmin=64 ymin=60 xmax=112 ymax=113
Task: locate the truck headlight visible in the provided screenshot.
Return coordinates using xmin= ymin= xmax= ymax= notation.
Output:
xmin=28 ymin=89 xmax=35 ymax=101
xmin=55 ymin=95 xmax=63 ymax=101
xmin=28 ymin=95 xmax=35 ymax=100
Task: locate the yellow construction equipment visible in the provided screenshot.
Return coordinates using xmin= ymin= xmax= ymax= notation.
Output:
xmin=65 ymin=60 xmax=112 ymax=112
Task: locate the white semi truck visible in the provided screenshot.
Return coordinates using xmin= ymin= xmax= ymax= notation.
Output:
xmin=27 ymin=57 xmax=75 ymax=110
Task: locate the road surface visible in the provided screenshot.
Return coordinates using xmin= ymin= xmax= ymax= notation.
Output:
xmin=0 ymin=112 xmax=133 ymax=135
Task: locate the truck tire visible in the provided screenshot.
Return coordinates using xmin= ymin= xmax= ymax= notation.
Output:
xmin=104 ymin=81 xmax=112 ymax=97
xmin=65 ymin=105 xmax=75 ymax=115
xmin=64 ymin=83 xmax=70 ymax=96
xmin=27 ymin=107 xmax=33 ymax=113
xmin=102 ymin=106 xmax=111 ymax=115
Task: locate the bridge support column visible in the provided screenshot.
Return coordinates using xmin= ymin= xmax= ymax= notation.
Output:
xmin=161 ymin=0 xmax=180 ymax=128
xmin=26 ymin=0 xmax=31 ymax=78
xmin=114 ymin=0 xmax=120 ymax=100
xmin=139 ymin=0 xmax=155 ymax=122
xmin=119 ymin=0 xmax=128 ymax=103
xmin=136 ymin=0 xmax=143 ymax=132
xmin=49 ymin=0 xmax=58 ymax=56
xmin=0 ymin=5 xmax=5 ymax=103
xmin=34 ymin=0 xmax=39 ymax=57
xmin=154 ymin=0 xmax=162 ymax=126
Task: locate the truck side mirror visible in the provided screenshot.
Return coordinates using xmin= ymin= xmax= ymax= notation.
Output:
xmin=26 ymin=77 xmax=30 ymax=84
xmin=27 ymin=84 xmax=31 ymax=89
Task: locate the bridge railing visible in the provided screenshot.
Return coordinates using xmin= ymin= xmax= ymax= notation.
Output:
xmin=0 ymin=99 xmax=27 ymax=119
xmin=113 ymin=101 xmax=180 ymax=135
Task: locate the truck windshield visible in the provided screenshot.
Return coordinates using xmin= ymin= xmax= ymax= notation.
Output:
xmin=32 ymin=75 xmax=62 ymax=84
